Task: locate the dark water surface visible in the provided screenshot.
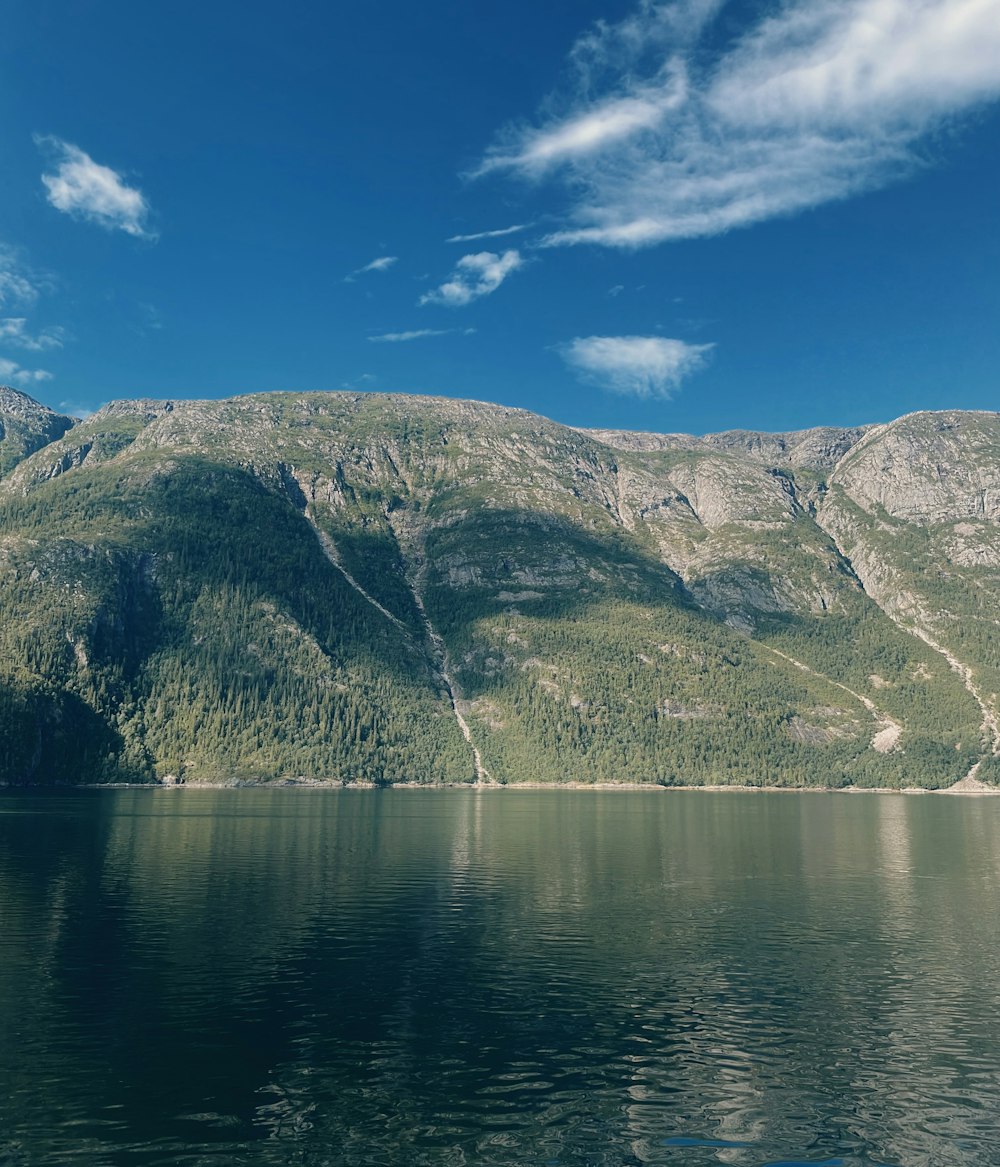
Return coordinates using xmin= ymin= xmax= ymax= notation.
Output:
xmin=2 ymin=789 xmax=999 ymax=1167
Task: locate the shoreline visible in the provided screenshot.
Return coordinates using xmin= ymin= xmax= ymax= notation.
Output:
xmin=15 ymin=776 xmax=995 ymax=796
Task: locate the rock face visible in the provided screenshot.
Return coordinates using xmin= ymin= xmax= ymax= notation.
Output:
xmin=0 ymin=386 xmax=75 ymax=477
xmin=830 ymin=411 xmax=1000 ymax=522
xmin=588 ymin=423 xmax=873 ymax=471
xmin=0 ymin=390 xmax=996 ymax=789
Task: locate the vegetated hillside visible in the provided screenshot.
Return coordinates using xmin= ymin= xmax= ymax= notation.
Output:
xmin=0 ymin=386 xmax=993 ymax=789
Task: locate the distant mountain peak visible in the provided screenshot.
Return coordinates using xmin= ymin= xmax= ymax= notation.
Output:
xmin=0 ymin=387 xmax=75 ymax=476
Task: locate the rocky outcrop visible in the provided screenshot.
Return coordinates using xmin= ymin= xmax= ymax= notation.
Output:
xmin=829 ymin=410 xmax=1000 ymax=522
xmin=0 ymin=386 xmax=75 ymax=478
xmin=589 ymin=422 xmax=873 ymax=472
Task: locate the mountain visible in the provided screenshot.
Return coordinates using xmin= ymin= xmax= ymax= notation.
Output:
xmin=0 ymin=386 xmax=75 ymax=477
xmin=0 ymin=386 xmax=995 ymax=789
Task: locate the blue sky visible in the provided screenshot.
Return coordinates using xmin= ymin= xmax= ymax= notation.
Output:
xmin=2 ymin=0 xmax=999 ymax=434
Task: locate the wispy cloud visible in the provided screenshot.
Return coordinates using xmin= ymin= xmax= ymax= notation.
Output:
xmin=362 ymin=255 xmax=397 ymax=272
xmin=0 ymin=318 xmax=65 ymax=351
xmin=339 ymin=373 xmax=378 ymax=390
xmin=0 ymin=250 xmax=65 ymax=377
xmin=476 ymin=91 xmax=683 ymax=180
xmin=345 ymin=255 xmax=398 ymax=282
xmin=476 ymin=0 xmax=1000 ymax=247
xmin=369 ymin=327 xmax=476 ymax=342
xmin=420 ymin=250 xmax=524 ymax=307
xmin=136 ymin=302 xmax=164 ymax=334
xmin=446 ymin=224 xmax=529 ymax=243
xmin=37 ymin=136 xmax=155 ymax=239
xmin=0 ymin=247 xmax=42 ymax=307
xmin=557 ymin=334 xmax=712 ymax=398
xmin=59 ymin=400 xmax=98 ymax=421
xmin=0 ymin=357 xmax=53 ymax=387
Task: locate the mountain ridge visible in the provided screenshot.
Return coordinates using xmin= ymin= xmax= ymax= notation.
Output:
xmin=0 ymin=386 xmax=996 ymax=789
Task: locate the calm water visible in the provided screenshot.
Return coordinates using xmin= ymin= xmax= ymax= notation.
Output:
xmin=1 ymin=790 xmax=999 ymax=1167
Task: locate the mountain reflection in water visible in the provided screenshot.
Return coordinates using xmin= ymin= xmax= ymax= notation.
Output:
xmin=1 ymin=788 xmax=999 ymax=1166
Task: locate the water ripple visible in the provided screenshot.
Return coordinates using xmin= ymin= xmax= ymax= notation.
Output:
xmin=1 ymin=789 xmax=999 ymax=1165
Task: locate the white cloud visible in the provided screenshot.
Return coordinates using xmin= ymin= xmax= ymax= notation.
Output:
xmin=476 ymin=0 xmax=1000 ymax=247
xmin=558 ymin=335 xmax=712 ymax=398
xmin=0 ymin=318 xmax=65 ymax=351
xmin=420 ymin=250 xmax=524 ymax=307
xmin=37 ymin=136 xmax=154 ymax=239
xmin=360 ymin=255 xmax=397 ymax=273
xmin=476 ymin=88 xmax=684 ymax=178
xmin=369 ymin=327 xmax=476 ymax=342
xmin=340 ymin=373 xmax=378 ymax=390
xmin=345 ymin=256 xmax=398 ymax=282
xmin=0 ymin=247 xmax=42 ymax=307
xmin=136 ymin=302 xmax=164 ymax=334
xmin=0 ymin=250 xmax=65 ymax=366
xmin=446 ymin=223 xmax=529 ymax=243
xmin=0 ymin=357 xmax=53 ymax=387
xmin=370 ymin=328 xmax=449 ymax=342
xmin=59 ymin=400 xmax=98 ymax=420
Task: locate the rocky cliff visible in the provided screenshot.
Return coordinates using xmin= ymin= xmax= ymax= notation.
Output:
xmin=0 ymin=386 xmax=75 ymax=477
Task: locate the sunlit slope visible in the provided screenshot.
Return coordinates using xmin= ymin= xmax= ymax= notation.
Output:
xmin=0 ymin=390 xmax=988 ymax=786
xmin=817 ymin=410 xmax=1000 ymax=781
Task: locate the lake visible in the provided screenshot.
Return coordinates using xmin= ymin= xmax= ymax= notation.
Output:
xmin=1 ymin=788 xmax=999 ymax=1166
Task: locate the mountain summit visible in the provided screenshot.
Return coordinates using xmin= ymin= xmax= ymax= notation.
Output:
xmin=0 ymin=385 xmax=75 ymax=477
